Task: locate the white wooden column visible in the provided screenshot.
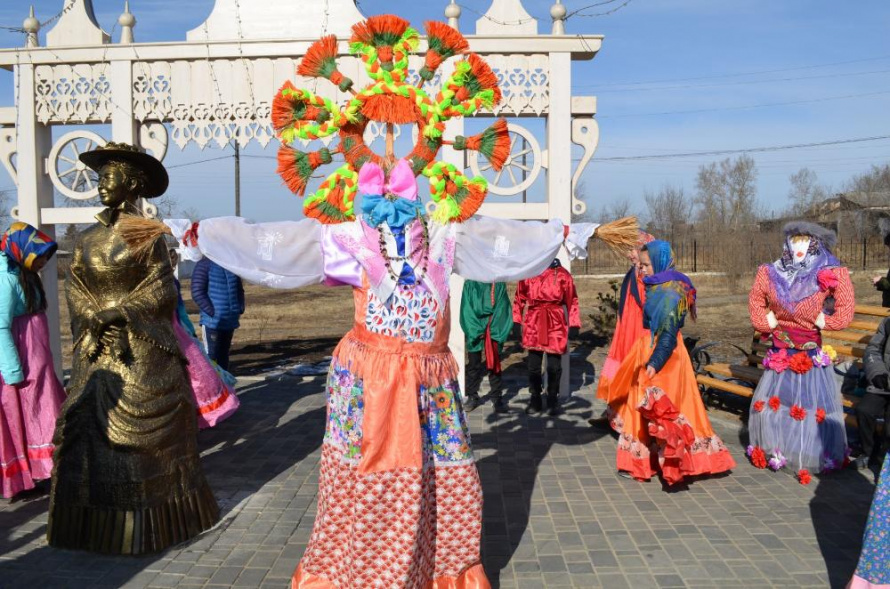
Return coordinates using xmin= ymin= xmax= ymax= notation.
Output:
xmin=110 ymin=59 xmax=136 ymax=143
xmin=547 ymin=51 xmax=573 ymax=398
xmin=16 ymin=62 xmax=62 ymax=378
xmin=110 ymin=57 xmax=151 ymax=217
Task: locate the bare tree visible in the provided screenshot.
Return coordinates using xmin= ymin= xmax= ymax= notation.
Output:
xmin=845 ymin=163 xmax=890 ymax=207
xmin=603 ymin=197 xmax=633 ymax=221
xmin=694 ymin=154 xmax=759 ymax=235
xmin=644 ymin=184 xmax=693 ymax=240
xmin=788 ymin=167 xmax=830 ymax=215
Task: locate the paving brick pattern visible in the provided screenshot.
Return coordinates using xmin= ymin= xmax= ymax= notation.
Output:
xmin=0 ymin=375 xmax=876 ymax=588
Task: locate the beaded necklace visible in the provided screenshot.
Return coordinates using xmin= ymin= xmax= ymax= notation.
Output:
xmin=378 ymin=212 xmax=430 ymax=286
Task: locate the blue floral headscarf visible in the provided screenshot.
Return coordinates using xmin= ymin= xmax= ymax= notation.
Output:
xmin=642 ymin=240 xmax=696 ymax=337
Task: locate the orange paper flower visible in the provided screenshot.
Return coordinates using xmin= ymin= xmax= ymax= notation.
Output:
xmin=753 ymin=400 xmax=765 ymax=413
xmin=789 ymin=352 xmax=812 ymax=374
xmin=815 ymin=408 xmax=826 ymax=424
xmin=798 ymin=469 xmax=812 ymax=485
xmin=769 ymin=396 xmax=781 ymax=412
xmin=750 ymin=446 xmax=767 ymax=469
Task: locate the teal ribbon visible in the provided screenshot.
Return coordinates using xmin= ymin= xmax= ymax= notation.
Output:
xmin=361 ymin=194 xmax=423 ymax=229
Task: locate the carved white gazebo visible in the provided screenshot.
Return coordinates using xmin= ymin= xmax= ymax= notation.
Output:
xmin=0 ymin=0 xmax=602 ymax=387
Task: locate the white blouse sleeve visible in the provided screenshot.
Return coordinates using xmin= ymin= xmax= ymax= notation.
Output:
xmin=165 ymin=217 xmax=325 ymax=289
xmin=452 ymin=216 xmax=598 ymax=283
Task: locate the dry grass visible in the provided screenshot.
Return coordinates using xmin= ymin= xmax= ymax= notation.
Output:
xmin=55 ymin=269 xmax=887 ymax=376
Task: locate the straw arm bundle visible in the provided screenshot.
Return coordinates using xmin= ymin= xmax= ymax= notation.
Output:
xmin=117 ymin=215 xmax=174 ymax=259
xmin=592 ymin=216 xmax=639 ymax=256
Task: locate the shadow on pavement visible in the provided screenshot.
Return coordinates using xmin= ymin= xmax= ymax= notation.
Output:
xmin=0 ymin=376 xmax=325 ymax=588
xmin=230 ymin=336 xmax=341 ymax=376
xmin=811 ymin=467 xmax=875 ymax=588
xmin=474 ymin=394 xmax=608 ymax=588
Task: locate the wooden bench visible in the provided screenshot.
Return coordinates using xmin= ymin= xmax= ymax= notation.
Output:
xmin=694 ymin=305 xmax=890 ymax=425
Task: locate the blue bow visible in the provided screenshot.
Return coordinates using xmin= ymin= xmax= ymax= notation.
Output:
xmin=361 ymin=194 xmax=423 ymax=229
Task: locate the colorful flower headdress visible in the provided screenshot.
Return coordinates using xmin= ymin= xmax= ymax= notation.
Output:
xmin=273 ymin=15 xmax=510 ymax=224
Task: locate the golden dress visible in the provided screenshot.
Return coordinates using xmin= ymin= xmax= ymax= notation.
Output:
xmin=47 ymin=212 xmax=219 ymax=554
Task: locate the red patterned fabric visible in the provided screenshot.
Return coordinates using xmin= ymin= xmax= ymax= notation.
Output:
xmin=513 ymin=265 xmax=580 ymax=354
xmin=294 ymin=444 xmax=486 ymax=588
xmin=748 ymin=265 xmax=854 ymax=336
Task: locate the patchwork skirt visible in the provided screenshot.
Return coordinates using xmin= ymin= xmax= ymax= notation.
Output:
xmin=292 ymin=330 xmax=490 ymax=588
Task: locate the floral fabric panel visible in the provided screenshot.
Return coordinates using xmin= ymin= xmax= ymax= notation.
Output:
xmin=324 ymin=362 xmax=473 ymax=465
xmin=854 ymin=453 xmax=890 ymax=584
xmin=324 ymin=363 xmax=364 ymax=460
xmin=420 ymin=381 xmax=474 ymax=465
xmin=365 ymin=284 xmax=439 ymax=343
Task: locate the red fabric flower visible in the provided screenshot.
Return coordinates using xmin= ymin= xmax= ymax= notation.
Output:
xmin=815 ymin=408 xmax=826 ymax=424
xmin=753 ymin=400 xmax=765 ymax=413
xmin=769 ymin=396 xmax=781 ymax=412
xmin=798 ymin=469 xmax=812 ymax=485
xmin=790 ymin=404 xmax=807 ymax=421
xmin=789 ymin=353 xmax=812 ymax=375
xmin=750 ymin=446 xmax=767 ymax=469
xmin=817 ymin=268 xmax=839 ymax=291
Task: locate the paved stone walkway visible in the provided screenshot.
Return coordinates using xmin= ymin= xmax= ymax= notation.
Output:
xmin=0 ymin=374 xmax=876 ymax=589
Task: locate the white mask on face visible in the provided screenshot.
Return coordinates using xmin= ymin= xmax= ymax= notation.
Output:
xmin=790 ymin=237 xmax=811 ymax=263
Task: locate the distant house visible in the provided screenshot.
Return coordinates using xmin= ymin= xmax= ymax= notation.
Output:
xmin=759 ymin=192 xmax=890 ymax=239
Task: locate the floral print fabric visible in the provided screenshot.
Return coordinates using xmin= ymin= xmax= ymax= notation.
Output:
xmin=365 ymin=284 xmax=439 ymax=343
xmin=851 ymin=454 xmax=890 ymax=586
xmin=324 ymin=360 xmax=473 ymax=465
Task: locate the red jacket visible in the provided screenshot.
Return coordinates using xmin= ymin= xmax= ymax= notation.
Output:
xmin=513 ymin=265 xmax=580 ymax=354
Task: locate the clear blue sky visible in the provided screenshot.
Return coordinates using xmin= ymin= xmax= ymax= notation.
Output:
xmin=0 ymin=0 xmax=888 ymax=222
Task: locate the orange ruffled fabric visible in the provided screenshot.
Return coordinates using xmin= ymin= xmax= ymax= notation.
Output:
xmin=607 ymin=333 xmax=736 ymax=484
xmin=292 ymin=563 xmax=491 ymax=589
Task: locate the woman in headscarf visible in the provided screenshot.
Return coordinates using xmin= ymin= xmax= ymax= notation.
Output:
xmin=590 ymin=231 xmax=654 ymax=427
xmin=748 ymin=221 xmax=854 ymax=481
xmin=0 ymin=222 xmax=66 ymax=498
xmin=606 ymin=240 xmax=736 ymax=485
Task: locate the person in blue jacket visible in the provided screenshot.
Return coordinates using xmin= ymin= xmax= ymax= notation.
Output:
xmin=190 ymin=256 xmax=245 ymax=371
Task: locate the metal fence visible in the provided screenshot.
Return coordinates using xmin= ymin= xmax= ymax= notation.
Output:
xmin=572 ymin=237 xmax=890 ymax=275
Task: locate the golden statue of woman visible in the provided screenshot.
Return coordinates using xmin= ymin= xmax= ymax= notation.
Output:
xmin=47 ymin=143 xmax=219 ymax=554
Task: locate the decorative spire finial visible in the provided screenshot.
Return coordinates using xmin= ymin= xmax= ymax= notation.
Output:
xmin=23 ymin=6 xmax=40 ymax=48
xmin=118 ymin=1 xmax=136 ymax=44
xmin=550 ymin=0 xmax=567 ymax=35
xmin=445 ymin=0 xmax=461 ymax=29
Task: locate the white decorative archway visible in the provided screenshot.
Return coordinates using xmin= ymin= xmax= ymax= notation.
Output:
xmin=0 ymin=0 xmax=603 ymax=386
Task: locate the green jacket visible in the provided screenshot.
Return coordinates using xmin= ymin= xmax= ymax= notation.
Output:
xmin=460 ymin=280 xmax=512 ymax=353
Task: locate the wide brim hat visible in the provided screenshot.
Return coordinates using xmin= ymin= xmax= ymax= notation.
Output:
xmin=79 ymin=143 xmax=169 ymax=199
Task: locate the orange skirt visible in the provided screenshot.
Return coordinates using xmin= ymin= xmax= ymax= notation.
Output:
xmin=596 ymin=302 xmax=647 ymax=402
xmin=606 ymin=334 xmax=736 ymax=485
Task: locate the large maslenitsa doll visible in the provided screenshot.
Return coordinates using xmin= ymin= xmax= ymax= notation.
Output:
xmin=124 ymin=15 xmax=638 ymax=587
xmin=747 ymin=221 xmax=854 ymax=481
